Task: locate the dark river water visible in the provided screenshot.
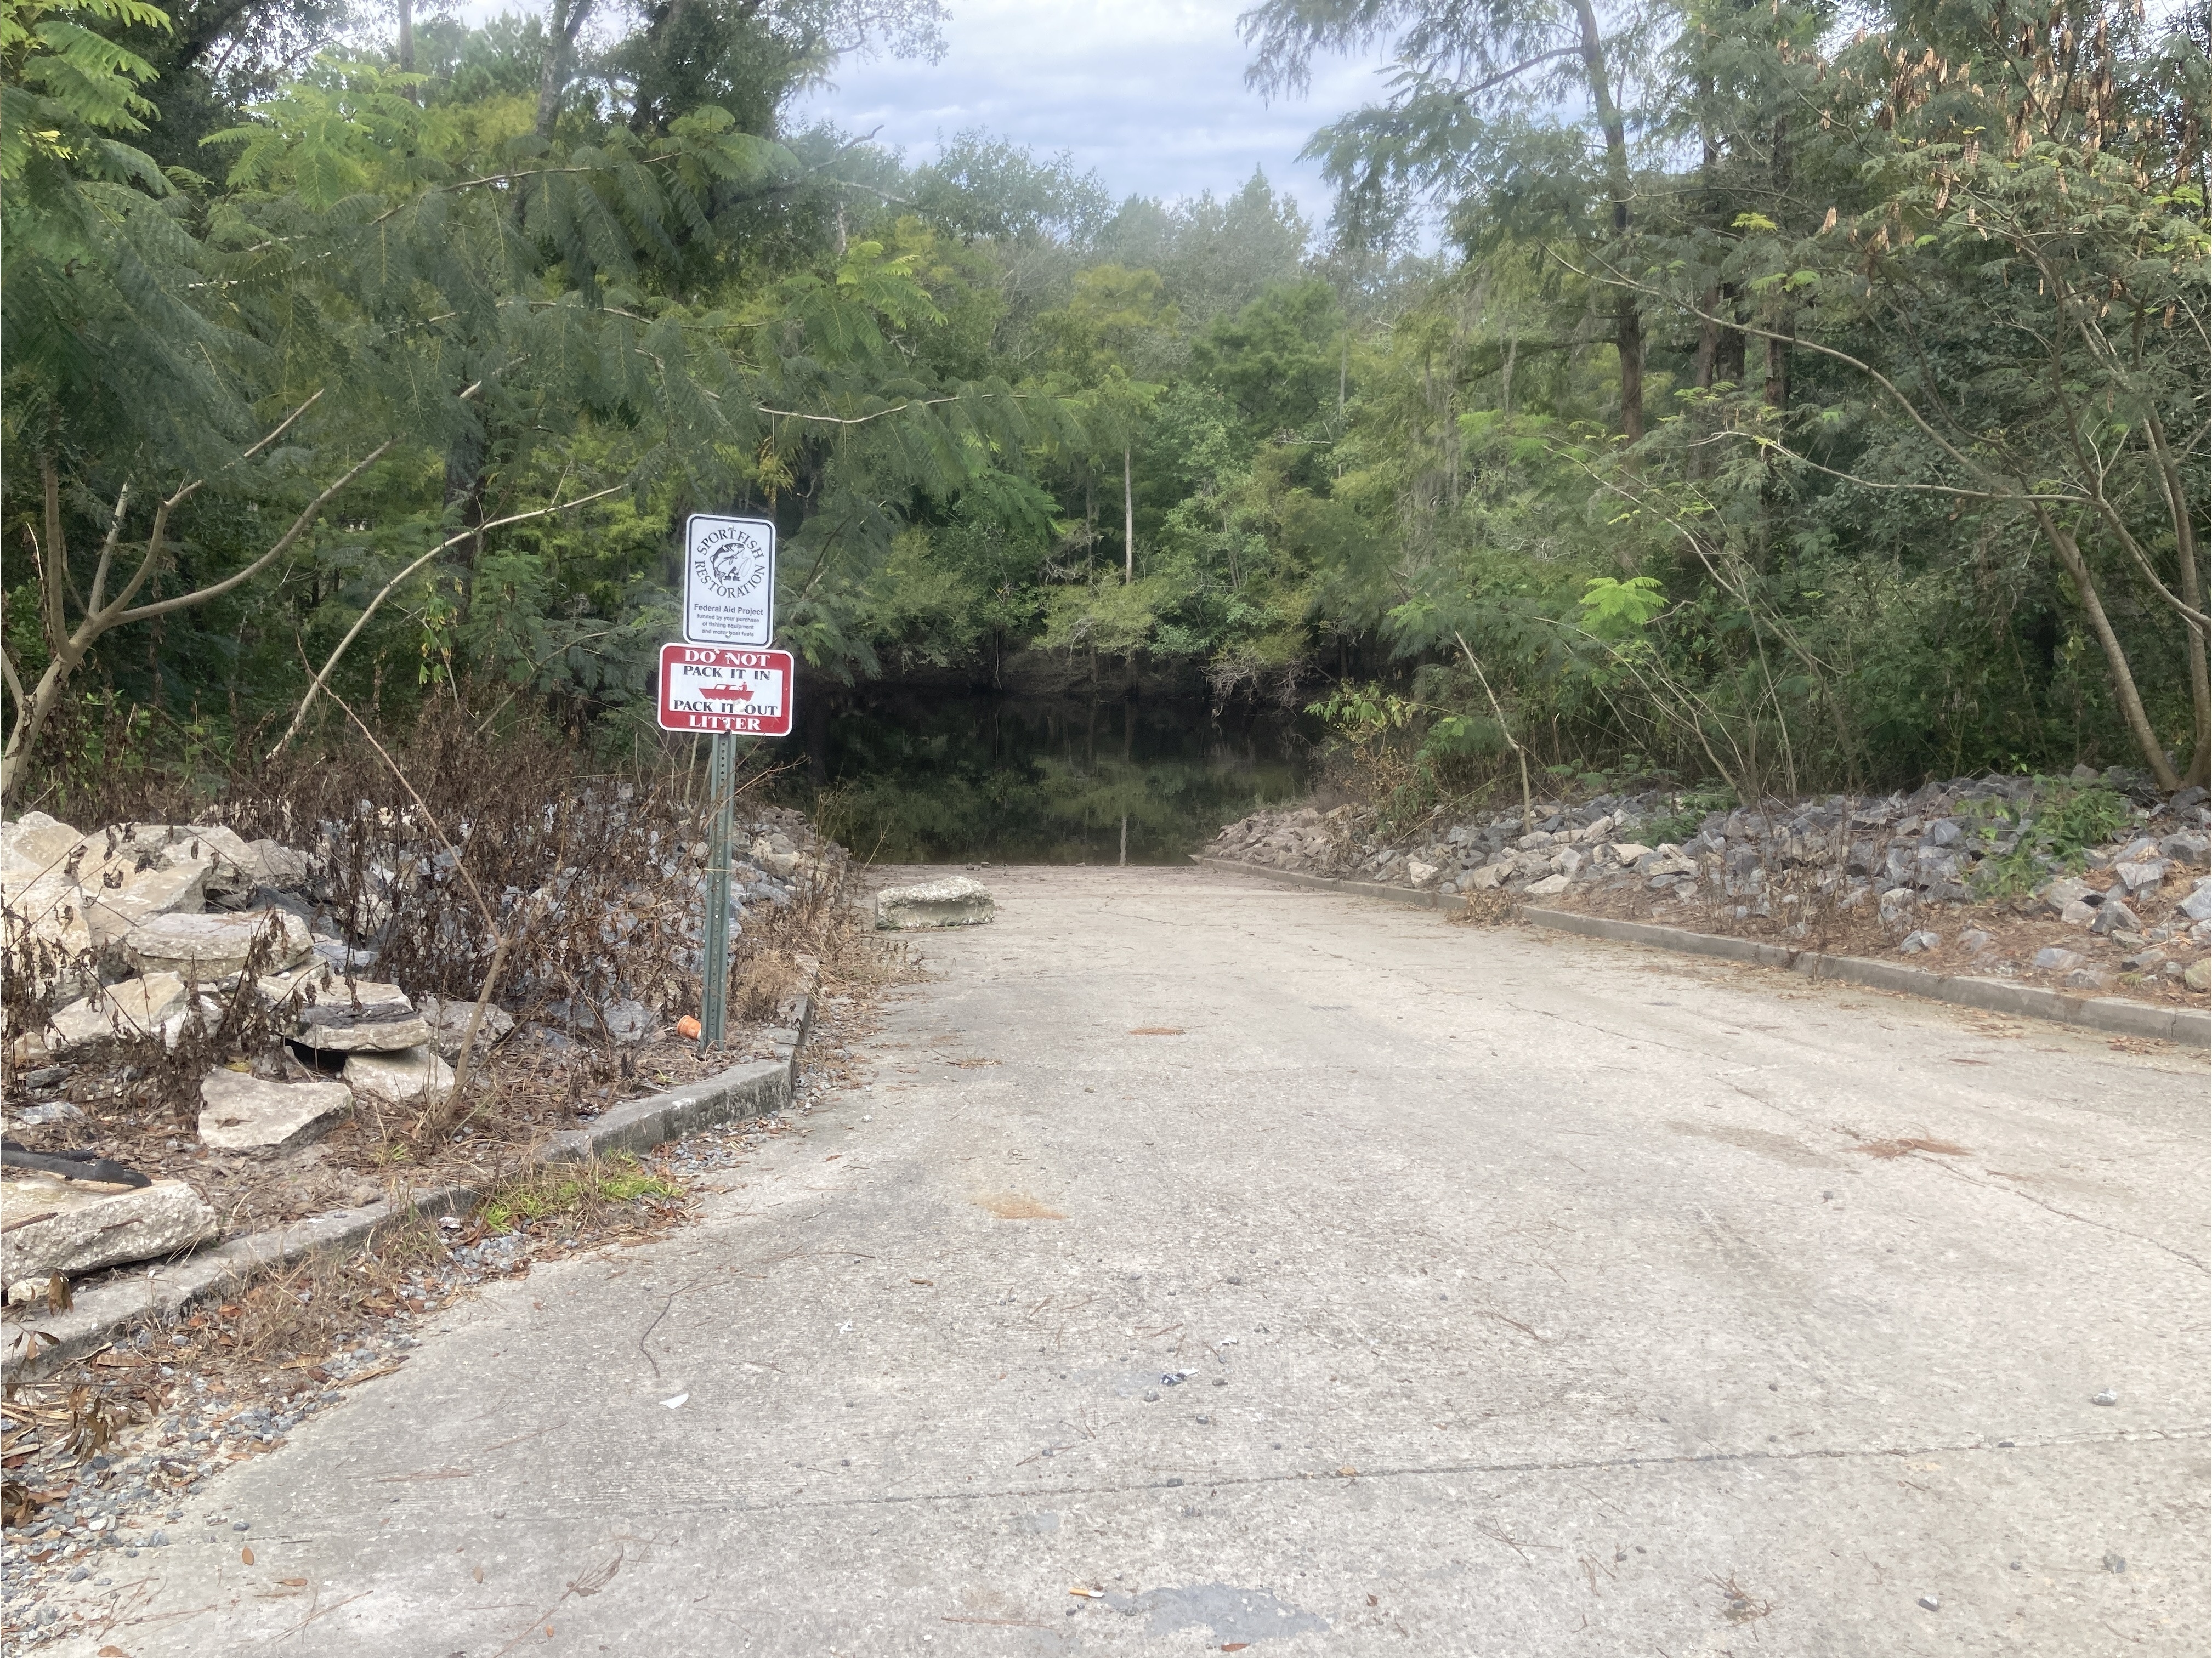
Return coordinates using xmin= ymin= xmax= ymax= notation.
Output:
xmin=782 ymin=685 xmax=1311 ymax=865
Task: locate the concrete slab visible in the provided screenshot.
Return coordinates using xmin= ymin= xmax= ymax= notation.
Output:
xmin=34 ymin=866 xmax=2207 ymax=1655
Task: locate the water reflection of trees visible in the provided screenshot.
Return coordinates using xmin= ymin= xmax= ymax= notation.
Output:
xmin=803 ymin=694 xmax=1304 ymax=864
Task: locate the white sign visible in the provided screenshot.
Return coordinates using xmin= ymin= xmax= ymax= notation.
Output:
xmin=683 ymin=514 xmax=775 ymax=646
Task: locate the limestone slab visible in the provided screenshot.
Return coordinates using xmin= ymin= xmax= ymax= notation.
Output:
xmin=417 ymin=995 xmax=518 ymax=1060
xmin=45 ymin=972 xmax=190 ymax=1051
xmin=876 ymin=876 xmax=995 ymax=930
xmin=198 ymin=1069 xmax=354 ymax=1151
xmin=0 ymin=1177 xmax=217 ymax=1281
xmin=288 ymin=979 xmax=428 ymax=1053
xmin=344 ymin=1044 xmax=454 ymax=1107
xmin=124 ymin=907 xmax=314 ymax=978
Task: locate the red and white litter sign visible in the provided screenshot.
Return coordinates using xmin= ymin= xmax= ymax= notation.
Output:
xmin=656 ymin=644 xmax=795 ymax=735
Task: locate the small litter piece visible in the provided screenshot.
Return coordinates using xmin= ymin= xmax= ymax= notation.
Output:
xmin=661 ymin=1393 xmax=689 ymax=1409
xmin=1068 ymin=1587 xmax=1104 ymax=1599
xmin=1160 ymin=1370 xmax=1191 ymax=1387
xmin=2091 ymin=1389 xmax=2119 ymax=1406
xmin=676 ymin=1015 xmax=703 ymax=1041
xmin=1917 ymin=1595 xmax=1940 ymax=1612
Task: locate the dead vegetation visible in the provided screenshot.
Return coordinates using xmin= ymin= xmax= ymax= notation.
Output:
xmin=2 ymin=697 xmax=865 ymax=1242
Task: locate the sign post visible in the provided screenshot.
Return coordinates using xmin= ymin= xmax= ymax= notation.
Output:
xmin=698 ymin=730 xmax=738 ymax=1052
xmin=664 ymin=515 xmax=782 ymax=1055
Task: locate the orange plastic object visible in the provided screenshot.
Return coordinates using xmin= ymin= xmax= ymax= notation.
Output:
xmin=676 ymin=1014 xmax=702 ymax=1040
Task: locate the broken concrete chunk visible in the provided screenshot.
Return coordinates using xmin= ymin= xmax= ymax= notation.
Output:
xmin=82 ymin=860 xmax=210 ymax=942
xmin=0 ymin=1177 xmax=218 ymax=1281
xmin=0 ymin=811 xmax=87 ymax=877
xmin=287 ymin=979 xmax=429 ymax=1053
xmin=876 ymin=876 xmax=995 ymax=930
xmin=416 ymin=995 xmax=518 ymax=1060
xmin=45 ymin=973 xmax=190 ymax=1052
xmin=2181 ymin=879 xmax=2212 ymax=922
xmin=243 ymin=838 xmax=311 ymax=892
xmin=1405 ymin=858 xmax=1440 ymax=888
xmin=344 ymin=1044 xmax=454 ymax=1106
xmin=197 ymin=1070 xmax=354 ymax=1151
xmin=124 ymin=908 xmax=314 ymax=979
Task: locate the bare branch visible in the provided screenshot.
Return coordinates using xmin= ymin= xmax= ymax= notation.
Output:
xmin=271 ymin=482 xmax=625 ymax=756
xmin=114 ymin=442 xmax=395 ymax=623
xmin=236 ymin=388 xmax=325 ymax=463
xmin=81 ymin=484 xmax=134 ymax=624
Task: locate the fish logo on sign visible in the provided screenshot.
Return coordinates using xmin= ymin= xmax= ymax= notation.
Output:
xmin=684 ymin=514 xmax=775 ymax=646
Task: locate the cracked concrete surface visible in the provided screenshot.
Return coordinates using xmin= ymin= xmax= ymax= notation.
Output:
xmin=38 ymin=865 xmax=2208 ymax=1655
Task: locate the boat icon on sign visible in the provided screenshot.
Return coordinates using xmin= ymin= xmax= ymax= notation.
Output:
xmin=701 ymin=682 xmax=754 ymax=701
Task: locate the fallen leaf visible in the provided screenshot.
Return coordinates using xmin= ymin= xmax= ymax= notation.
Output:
xmin=280 ymin=1577 xmax=308 ymax=1587
xmin=241 ymin=1546 xmax=254 ymax=1565
xmin=473 ymin=1565 xmax=484 ymax=1582
xmin=1223 ymin=1646 xmax=1250 ymax=1653
xmin=1336 ymin=1465 xmax=1358 ymax=1478
xmin=974 ymin=1193 xmax=1067 ymax=1220
xmin=98 ymin=1647 xmax=132 ymax=1657
xmin=908 ymin=1277 xmax=933 ymax=1286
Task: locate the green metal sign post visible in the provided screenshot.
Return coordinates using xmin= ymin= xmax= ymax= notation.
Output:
xmin=697 ymin=729 xmax=739 ymax=1053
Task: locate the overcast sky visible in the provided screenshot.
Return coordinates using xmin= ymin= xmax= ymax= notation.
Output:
xmin=789 ymin=0 xmax=1387 ymax=215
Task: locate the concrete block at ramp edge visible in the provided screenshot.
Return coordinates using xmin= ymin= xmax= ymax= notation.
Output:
xmin=876 ymin=876 xmax=995 ymax=930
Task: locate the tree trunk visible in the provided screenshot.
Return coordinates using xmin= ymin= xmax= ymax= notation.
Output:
xmin=2035 ymin=504 xmax=2182 ymax=790
xmin=396 ymin=0 xmax=413 ymax=73
xmin=1122 ymin=446 xmax=1135 ymax=584
xmin=1571 ymin=0 xmax=1640 ymax=441
xmin=535 ymin=0 xmax=594 ymax=139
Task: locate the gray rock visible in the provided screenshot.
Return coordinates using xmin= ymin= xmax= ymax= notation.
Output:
xmin=2113 ymin=859 xmax=2167 ymax=894
xmin=287 ymin=980 xmax=428 ymax=1053
xmin=1405 ymin=858 xmax=1440 ymax=888
xmin=344 ymin=1045 xmax=453 ymax=1107
xmin=2041 ymin=877 xmax=2095 ymax=913
xmin=876 ymin=876 xmax=995 ymax=931
xmin=2180 ymin=879 xmax=2212 ymax=922
xmin=2064 ymin=968 xmax=2110 ymax=990
xmin=83 ymin=860 xmax=209 ymax=942
xmin=1924 ymin=819 xmax=1962 ymax=847
xmin=1523 ymin=873 xmax=1571 ymax=898
xmin=0 ymin=1177 xmax=217 ymax=1279
xmin=599 ymin=998 xmax=653 ymax=1043
xmin=2089 ymin=898 xmax=2140 ymax=936
xmin=2060 ymin=899 xmax=2099 ymax=929
xmin=198 ymin=1069 xmax=354 ymax=1151
xmin=45 ymin=973 xmax=190 ymax=1051
xmin=2185 ymin=958 xmax=2210 ymax=993
xmin=1958 ymin=929 xmax=1995 ymax=954
xmin=126 ymin=909 xmax=314 ymax=979
xmin=243 ymin=838 xmax=310 ymax=892
xmin=1918 ymin=1595 xmax=1940 ymax=1612
xmin=2032 ymin=946 xmax=2086 ymax=972
xmin=1898 ymin=930 xmax=1941 ymax=956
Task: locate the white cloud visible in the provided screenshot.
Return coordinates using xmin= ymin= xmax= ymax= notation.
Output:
xmin=791 ymin=0 xmax=1387 ymax=214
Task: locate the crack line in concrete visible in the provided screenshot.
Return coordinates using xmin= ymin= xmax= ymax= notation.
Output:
xmin=361 ymin=1426 xmax=2207 ymax=1525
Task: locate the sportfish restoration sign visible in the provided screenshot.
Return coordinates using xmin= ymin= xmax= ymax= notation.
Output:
xmin=656 ymin=645 xmax=795 ymax=735
xmin=682 ymin=514 xmax=776 ymax=646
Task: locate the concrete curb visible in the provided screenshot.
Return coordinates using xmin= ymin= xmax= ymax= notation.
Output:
xmin=1195 ymin=856 xmax=2211 ymax=1049
xmin=2 ymin=993 xmax=814 ymax=1382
